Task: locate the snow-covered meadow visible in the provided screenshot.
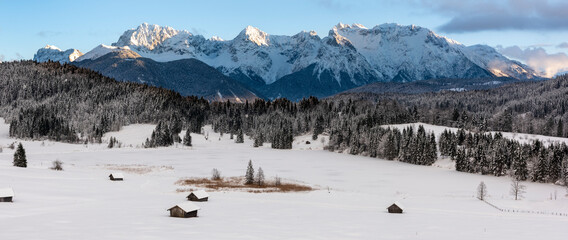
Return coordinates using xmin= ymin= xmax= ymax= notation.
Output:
xmin=1 ymin=120 xmax=567 ymax=239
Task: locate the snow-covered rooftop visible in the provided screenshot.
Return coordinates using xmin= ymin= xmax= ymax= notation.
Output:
xmin=110 ymin=173 xmax=124 ymax=179
xmin=171 ymin=202 xmax=200 ymax=212
xmin=189 ymin=190 xmax=209 ymax=199
xmin=0 ymin=188 xmax=14 ymax=198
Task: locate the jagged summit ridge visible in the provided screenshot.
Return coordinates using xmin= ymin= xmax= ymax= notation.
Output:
xmin=113 ymin=23 xmax=180 ymax=51
xmin=33 ymin=22 xmax=540 ymax=99
xmin=33 ymin=45 xmax=83 ymax=63
xmin=107 ymin=22 xmax=537 ymax=83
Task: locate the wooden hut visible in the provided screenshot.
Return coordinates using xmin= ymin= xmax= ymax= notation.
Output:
xmin=109 ymin=173 xmax=124 ymax=181
xmin=387 ymin=202 xmax=404 ymax=214
xmin=168 ymin=202 xmax=200 ymax=218
xmin=0 ymin=188 xmax=14 ymax=202
xmin=187 ymin=190 xmax=209 ymax=202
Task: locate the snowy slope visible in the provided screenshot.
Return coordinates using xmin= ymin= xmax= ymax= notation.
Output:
xmin=464 ymin=45 xmax=537 ymax=79
xmin=75 ymin=44 xmax=134 ymax=62
xmin=33 ymin=45 xmax=83 ymax=63
xmin=1 ymin=120 xmax=568 ymax=239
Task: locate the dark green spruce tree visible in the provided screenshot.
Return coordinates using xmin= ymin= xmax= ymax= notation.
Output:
xmin=383 ymin=132 xmax=398 ymax=160
xmin=13 ymin=143 xmax=27 ymax=168
xmin=183 ymin=130 xmax=192 ymax=146
xmin=235 ymin=128 xmax=244 ymax=143
xmin=245 ymin=160 xmax=255 ymax=185
xmin=454 ymin=147 xmax=467 ymax=172
xmin=312 ymin=115 xmax=324 ymax=140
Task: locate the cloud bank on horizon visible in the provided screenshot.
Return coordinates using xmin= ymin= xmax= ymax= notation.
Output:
xmin=413 ymin=0 xmax=568 ymax=33
xmin=497 ymin=46 xmax=568 ymax=77
xmin=413 ymin=0 xmax=568 ymax=77
xmin=557 ymin=42 xmax=568 ymax=49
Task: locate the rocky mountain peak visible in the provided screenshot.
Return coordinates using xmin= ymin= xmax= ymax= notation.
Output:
xmin=236 ymin=25 xmax=270 ymax=46
xmin=113 ymin=23 xmax=180 ymax=51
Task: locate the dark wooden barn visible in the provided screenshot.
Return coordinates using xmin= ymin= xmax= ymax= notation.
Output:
xmin=187 ymin=190 xmax=209 ymax=202
xmin=387 ymin=202 xmax=404 ymax=214
xmin=168 ymin=202 xmax=201 ymax=218
xmin=0 ymin=188 xmax=14 ymax=202
xmin=109 ymin=173 xmax=124 ymax=181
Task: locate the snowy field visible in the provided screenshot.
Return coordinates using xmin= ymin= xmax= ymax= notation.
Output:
xmin=1 ymin=120 xmax=568 ymax=240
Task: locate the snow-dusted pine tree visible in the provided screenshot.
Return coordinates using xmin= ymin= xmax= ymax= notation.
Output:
xmin=183 ymin=130 xmax=192 ymax=146
xmin=13 ymin=143 xmax=27 ymax=168
xmin=245 ymin=160 xmax=254 ymax=185
xmin=235 ymin=128 xmax=244 ymax=143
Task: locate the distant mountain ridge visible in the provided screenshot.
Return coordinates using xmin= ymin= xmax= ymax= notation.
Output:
xmin=72 ymin=50 xmax=258 ymax=102
xmin=34 ymin=22 xmax=541 ymax=100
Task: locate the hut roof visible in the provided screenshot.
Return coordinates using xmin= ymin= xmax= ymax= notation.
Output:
xmin=110 ymin=173 xmax=124 ymax=179
xmin=169 ymin=202 xmax=200 ymax=212
xmin=0 ymin=188 xmax=14 ymax=198
xmin=389 ymin=202 xmax=404 ymax=210
xmin=189 ymin=190 xmax=209 ymax=199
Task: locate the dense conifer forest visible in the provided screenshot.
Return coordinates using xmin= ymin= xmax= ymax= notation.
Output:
xmin=1 ymin=61 xmax=567 ymax=185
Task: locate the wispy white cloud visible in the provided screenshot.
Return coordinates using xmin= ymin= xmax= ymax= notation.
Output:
xmin=410 ymin=0 xmax=568 ymax=33
xmin=497 ymin=45 xmax=568 ymax=77
xmin=37 ymin=31 xmax=63 ymax=37
xmin=0 ymin=54 xmax=4 ymax=62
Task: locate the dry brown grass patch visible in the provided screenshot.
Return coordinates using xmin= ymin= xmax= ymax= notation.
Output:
xmin=175 ymin=176 xmax=313 ymax=193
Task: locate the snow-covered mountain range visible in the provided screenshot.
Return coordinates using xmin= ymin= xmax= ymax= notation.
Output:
xmin=34 ymin=23 xmax=540 ymax=100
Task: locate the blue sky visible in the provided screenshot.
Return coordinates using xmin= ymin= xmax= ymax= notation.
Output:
xmin=1 ymin=0 xmax=567 ymax=74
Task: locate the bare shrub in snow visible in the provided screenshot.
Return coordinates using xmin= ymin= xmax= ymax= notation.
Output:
xmin=256 ymin=167 xmax=265 ymax=186
xmin=51 ymin=160 xmax=64 ymax=171
xmin=211 ymin=168 xmax=221 ymax=180
xmin=274 ymin=175 xmax=282 ymax=186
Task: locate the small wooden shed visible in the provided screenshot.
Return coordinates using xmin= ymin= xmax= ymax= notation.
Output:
xmin=168 ymin=202 xmax=200 ymax=218
xmin=387 ymin=202 xmax=404 ymax=214
xmin=109 ymin=173 xmax=124 ymax=181
xmin=187 ymin=190 xmax=209 ymax=202
xmin=0 ymin=188 xmax=14 ymax=202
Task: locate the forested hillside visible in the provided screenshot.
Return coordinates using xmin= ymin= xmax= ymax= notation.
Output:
xmin=0 ymin=61 xmax=209 ymax=142
xmin=1 ymin=61 xmax=567 ymax=185
xmin=334 ymin=75 xmax=568 ymax=138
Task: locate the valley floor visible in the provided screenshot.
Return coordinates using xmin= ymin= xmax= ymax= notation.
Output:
xmin=1 ymin=121 xmax=567 ymax=240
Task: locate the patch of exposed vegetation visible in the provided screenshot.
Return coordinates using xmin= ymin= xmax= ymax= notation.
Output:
xmin=175 ymin=176 xmax=313 ymax=193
